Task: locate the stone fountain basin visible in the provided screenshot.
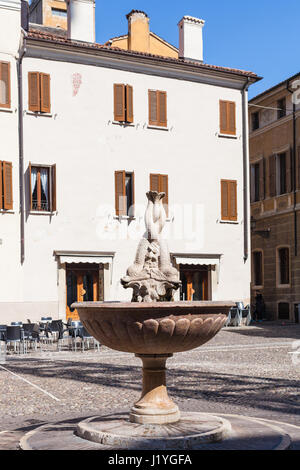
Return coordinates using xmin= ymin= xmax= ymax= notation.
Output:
xmin=71 ymin=301 xmax=234 ymax=355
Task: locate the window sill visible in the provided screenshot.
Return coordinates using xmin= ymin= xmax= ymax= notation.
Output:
xmin=0 ymin=107 xmax=15 ymax=114
xmin=112 ymin=121 xmax=135 ymax=127
xmin=219 ymin=220 xmax=239 ymax=225
xmin=277 ymin=284 xmax=291 ymax=289
xmin=0 ymin=209 xmax=15 ymax=214
xmin=29 ymin=210 xmax=57 ymax=215
xmin=218 ymin=133 xmax=238 ymax=139
xmin=147 ymin=125 xmax=169 ymax=131
xmin=113 ymin=215 xmax=136 ymax=220
xmin=26 ymin=111 xmax=53 ymax=118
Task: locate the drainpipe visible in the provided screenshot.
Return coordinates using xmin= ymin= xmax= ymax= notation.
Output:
xmin=242 ymin=77 xmax=251 ymax=262
xmin=17 ymin=32 xmax=26 ymax=264
xmin=286 ymin=81 xmax=297 ymax=257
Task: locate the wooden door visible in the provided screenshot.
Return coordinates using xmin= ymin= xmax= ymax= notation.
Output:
xmin=66 ymin=265 xmax=99 ymax=321
xmin=180 ymin=266 xmax=210 ymax=301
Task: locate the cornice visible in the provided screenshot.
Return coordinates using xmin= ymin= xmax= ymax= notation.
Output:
xmin=25 ymin=39 xmax=254 ymax=90
xmin=0 ymin=0 xmax=21 ymax=11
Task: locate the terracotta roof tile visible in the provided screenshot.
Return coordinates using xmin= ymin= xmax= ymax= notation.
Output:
xmin=27 ymin=28 xmax=259 ymax=79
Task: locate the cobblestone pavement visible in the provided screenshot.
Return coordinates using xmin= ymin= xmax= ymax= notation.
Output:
xmin=1 ymin=322 xmax=300 ymax=449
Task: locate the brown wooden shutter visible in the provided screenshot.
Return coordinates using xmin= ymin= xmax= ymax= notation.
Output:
xmin=259 ymin=158 xmax=265 ymax=201
xmin=221 ymin=180 xmax=229 ymax=220
xmin=220 ymin=101 xmax=228 ymax=134
xmin=269 ymin=155 xmax=276 ymax=197
xmin=297 ymin=147 xmax=300 ymax=190
xmin=160 ymin=174 xmax=169 ymax=216
xmin=286 ymin=149 xmax=292 ymax=194
xmin=150 ymin=173 xmax=160 ymax=192
xmin=130 ymin=171 xmax=135 ymax=216
xmin=29 ymin=162 xmax=33 ymax=210
xmin=28 ymin=72 xmax=40 ymax=112
xmin=40 ymin=73 xmax=51 ymax=113
xmin=114 ymin=84 xmax=125 ymax=122
xmin=115 ymin=170 xmax=126 ymax=216
xmin=220 ymin=100 xmax=236 ymax=135
xmin=228 ymin=180 xmax=237 ymax=220
xmin=0 ymin=62 xmax=11 ymax=108
xmin=0 ymin=161 xmax=3 ymax=209
xmin=149 ymin=90 xmax=158 ymax=126
xmin=3 ymin=161 xmax=13 ymax=210
xmin=51 ymin=164 xmax=56 ymax=212
xmin=158 ymin=91 xmax=167 ymax=127
xmin=126 ymin=85 xmax=133 ymax=123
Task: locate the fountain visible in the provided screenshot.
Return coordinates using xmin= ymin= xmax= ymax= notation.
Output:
xmin=72 ymin=191 xmax=234 ymax=448
xmin=18 ymin=192 xmax=295 ymax=450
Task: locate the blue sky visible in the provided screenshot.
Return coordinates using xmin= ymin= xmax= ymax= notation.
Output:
xmin=94 ymin=0 xmax=300 ymax=99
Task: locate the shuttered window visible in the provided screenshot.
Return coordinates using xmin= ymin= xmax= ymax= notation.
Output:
xmin=253 ymin=251 xmax=263 ymax=286
xmin=150 ymin=173 xmax=169 ymax=216
xmin=219 ymin=100 xmax=236 ymax=135
xmin=28 ymin=72 xmax=51 ymax=113
xmin=29 ymin=164 xmax=56 ymax=212
xmin=115 ymin=171 xmax=135 ymax=216
xmin=0 ymin=62 xmax=11 ymax=108
xmin=149 ymin=90 xmax=167 ymax=127
xmin=278 ymin=247 xmax=290 ymax=286
xmin=114 ymin=84 xmax=133 ymax=123
xmin=221 ymin=179 xmax=237 ymax=221
xmin=0 ymin=161 xmax=13 ymax=210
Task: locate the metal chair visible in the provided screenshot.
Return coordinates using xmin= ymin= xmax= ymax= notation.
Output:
xmin=49 ymin=320 xmax=69 ymax=351
xmin=0 ymin=325 xmax=7 ymax=342
xmin=6 ymin=326 xmax=26 ymax=354
xmin=79 ymin=327 xmax=100 ymax=352
xmin=11 ymin=322 xmax=22 ymax=326
xmin=22 ymin=323 xmax=40 ymax=350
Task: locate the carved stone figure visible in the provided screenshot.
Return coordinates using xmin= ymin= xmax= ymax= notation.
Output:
xmin=121 ymin=191 xmax=181 ymax=302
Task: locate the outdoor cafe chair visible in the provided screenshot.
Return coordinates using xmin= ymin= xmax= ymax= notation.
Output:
xmin=49 ymin=320 xmax=70 ymax=351
xmin=6 ymin=326 xmax=27 ymax=354
xmin=79 ymin=327 xmax=100 ymax=352
xmin=0 ymin=325 xmax=7 ymax=342
xmin=22 ymin=323 xmax=40 ymax=351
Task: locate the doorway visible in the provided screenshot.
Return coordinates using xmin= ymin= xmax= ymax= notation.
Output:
xmin=66 ymin=264 xmax=100 ymax=321
xmin=180 ymin=265 xmax=211 ymax=301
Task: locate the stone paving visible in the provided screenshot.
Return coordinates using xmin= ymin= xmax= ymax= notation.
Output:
xmin=1 ymin=322 xmax=300 ymax=449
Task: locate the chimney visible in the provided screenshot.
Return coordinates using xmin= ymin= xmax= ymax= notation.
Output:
xmin=67 ymin=0 xmax=95 ymax=43
xmin=178 ymin=16 xmax=205 ymax=62
xmin=127 ymin=10 xmax=150 ymax=53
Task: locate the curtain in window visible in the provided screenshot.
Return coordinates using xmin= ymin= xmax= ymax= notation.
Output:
xmin=31 ymin=167 xmax=37 ymax=197
xmin=40 ymin=168 xmax=48 ymax=205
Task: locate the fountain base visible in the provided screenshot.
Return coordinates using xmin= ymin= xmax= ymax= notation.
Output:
xmin=76 ymin=412 xmax=232 ymax=449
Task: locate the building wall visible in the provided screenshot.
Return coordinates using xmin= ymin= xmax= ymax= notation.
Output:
xmin=0 ymin=0 xmax=22 ymax=323
xmin=0 ymin=50 xmax=252 ymax=322
xmin=249 ymin=81 xmax=300 ymax=321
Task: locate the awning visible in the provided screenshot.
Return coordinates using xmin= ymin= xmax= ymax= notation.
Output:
xmin=54 ymin=250 xmax=115 ymax=266
xmin=172 ymin=253 xmax=222 ymax=269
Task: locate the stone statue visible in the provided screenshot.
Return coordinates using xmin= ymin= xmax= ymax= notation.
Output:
xmin=121 ymin=191 xmax=181 ymax=302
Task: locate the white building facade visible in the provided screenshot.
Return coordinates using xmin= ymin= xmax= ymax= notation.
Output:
xmin=0 ymin=1 xmax=259 ymax=323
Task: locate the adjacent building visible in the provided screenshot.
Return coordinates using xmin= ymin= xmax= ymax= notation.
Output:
xmin=249 ymin=72 xmax=300 ymax=321
xmin=0 ymin=0 xmax=259 ymax=323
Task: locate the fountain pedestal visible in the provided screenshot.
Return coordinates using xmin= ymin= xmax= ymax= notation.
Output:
xmin=130 ymin=354 xmax=180 ymax=424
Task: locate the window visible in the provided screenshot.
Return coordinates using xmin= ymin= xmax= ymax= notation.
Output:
xmin=114 ymin=84 xmax=133 ymax=123
xmin=28 ymin=72 xmax=51 ymax=113
xmin=0 ymin=61 xmax=10 ymax=109
xmin=250 ymin=163 xmax=260 ymax=202
xmin=148 ymin=90 xmax=167 ymax=127
xmin=0 ymin=161 xmax=13 ymax=210
xmin=269 ymin=152 xmax=291 ymax=197
xmin=115 ymin=171 xmax=135 ymax=216
xmin=277 ymin=98 xmax=286 ymax=120
xmin=221 ymin=179 xmax=237 ymax=221
xmin=252 ymin=251 xmax=263 ymax=286
xmin=278 ymin=153 xmax=286 ymax=195
xmin=252 ymin=111 xmax=260 ymax=131
xmin=29 ymin=164 xmax=56 ymax=212
xmin=52 ymin=7 xmax=67 ymax=17
xmin=150 ymin=173 xmax=169 ymax=216
xmin=219 ymin=100 xmax=236 ymax=135
xmin=278 ymin=302 xmax=289 ymax=320
xmin=278 ymin=247 xmax=290 ymax=286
